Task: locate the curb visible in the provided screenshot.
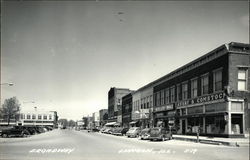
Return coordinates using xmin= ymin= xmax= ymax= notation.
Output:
xmin=173 ymin=137 xmax=249 ymax=147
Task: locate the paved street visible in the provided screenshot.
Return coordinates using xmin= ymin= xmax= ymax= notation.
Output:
xmin=0 ymin=129 xmax=249 ymax=160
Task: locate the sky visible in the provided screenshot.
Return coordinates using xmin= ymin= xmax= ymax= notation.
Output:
xmin=1 ymin=1 xmax=249 ymax=121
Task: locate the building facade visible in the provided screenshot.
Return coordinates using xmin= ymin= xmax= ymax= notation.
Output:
xmin=131 ymin=86 xmax=154 ymax=128
xmin=152 ymin=42 xmax=249 ymax=137
xmin=99 ymin=109 xmax=108 ymax=127
xmin=92 ymin=112 xmax=100 ymax=128
xmin=122 ymin=93 xmax=133 ymax=128
xmin=108 ymin=87 xmax=132 ymax=123
xmin=19 ymin=111 xmax=58 ymax=127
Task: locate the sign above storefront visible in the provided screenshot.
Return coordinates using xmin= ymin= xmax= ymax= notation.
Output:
xmin=154 ymin=104 xmax=174 ymax=112
xmin=176 ymin=92 xmax=225 ymax=108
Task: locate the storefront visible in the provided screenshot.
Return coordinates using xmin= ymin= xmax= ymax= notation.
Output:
xmin=176 ymin=92 xmax=245 ymax=137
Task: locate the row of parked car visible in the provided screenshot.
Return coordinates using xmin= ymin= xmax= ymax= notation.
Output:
xmin=0 ymin=126 xmax=53 ymax=138
xmin=99 ymin=127 xmax=172 ymax=141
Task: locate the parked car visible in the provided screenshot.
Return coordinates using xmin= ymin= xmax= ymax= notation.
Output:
xmin=92 ymin=128 xmax=100 ymax=132
xmin=139 ymin=128 xmax=151 ymax=140
xmin=108 ymin=128 xmax=116 ymax=134
xmin=114 ymin=128 xmax=129 ymax=136
xmin=25 ymin=127 xmax=38 ymax=135
xmin=126 ymin=127 xmax=141 ymax=138
xmin=148 ymin=127 xmax=172 ymax=141
xmin=112 ymin=128 xmax=123 ymax=135
xmin=103 ymin=128 xmax=111 ymax=134
xmin=0 ymin=126 xmax=30 ymax=138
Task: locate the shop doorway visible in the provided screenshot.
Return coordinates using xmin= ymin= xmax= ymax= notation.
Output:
xmin=231 ymin=114 xmax=243 ymax=134
xmin=182 ymin=120 xmax=186 ymax=134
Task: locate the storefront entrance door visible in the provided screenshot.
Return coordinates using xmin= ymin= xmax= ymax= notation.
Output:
xmin=182 ymin=120 xmax=186 ymax=134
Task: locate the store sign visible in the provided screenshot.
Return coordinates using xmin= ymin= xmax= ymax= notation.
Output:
xmin=176 ymin=92 xmax=225 ymax=108
xmin=154 ymin=104 xmax=174 ymax=112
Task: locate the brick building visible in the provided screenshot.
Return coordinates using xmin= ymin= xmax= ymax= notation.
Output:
xmin=108 ymin=87 xmax=132 ymax=123
xmin=152 ymin=42 xmax=249 ymax=137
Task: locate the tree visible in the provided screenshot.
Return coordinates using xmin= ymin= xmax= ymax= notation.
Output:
xmin=0 ymin=97 xmax=21 ymax=126
xmin=58 ymin=119 xmax=68 ymax=127
xmin=68 ymin=120 xmax=76 ymax=127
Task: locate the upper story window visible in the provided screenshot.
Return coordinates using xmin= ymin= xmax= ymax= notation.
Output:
xmin=201 ymin=74 xmax=209 ymax=95
xmin=43 ymin=115 xmax=47 ymax=120
xmin=20 ymin=114 xmax=24 ymax=119
xmin=32 ymin=114 xmax=36 ymax=119
xmin=238 ymin=68 xmax=248 ymax=91
xmin=191 ymin=78 xmax=198 ymax=98
xmin=150 ymin=95 xmax=153 ymax=107
xmin=177 ymin=84 xmax=182 ymax=101
xmin=38 ymin=115 xmax=42 ymax=120
xmin=165 ymin=88 xmax=169 ymax=104
xmin=49 ymin=115 xmax=52 ymax=120
xmin=182 ymin=82 xmax=188 ymax=100
xmin=27 ymin=114 xmax=31 ymax=119
xmin=170 ymin=86 xmax=175 ymax=103
xmin=213 ymin=69 xmax=222 ymax=92
xmin=160 ymin=90 xmax=165 ymax=105
xmin=156 ymin=92 xmax=160 ymax=106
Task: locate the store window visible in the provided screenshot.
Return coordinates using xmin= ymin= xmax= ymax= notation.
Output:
xmin=170 ymin=86 xmax=175 ymax=102
xmin=238 ymin=68 xmax=248 ymax=91
xmin=187 ymin=117 xmax=204 ymax=133
xmin=213 ymin=69 xmax=222 ymax=92
xmin=201 ymin=74 xmax=209 ymax=95
xmin=182 ymin=82 xmax=188 ymax=100
xmin=191 ymin=78 xmax=198 ymax=98
xmin=205 ymin=116 xmax=227 ymax=134
xmin=165 ymin=88 xmax=169 ymax=104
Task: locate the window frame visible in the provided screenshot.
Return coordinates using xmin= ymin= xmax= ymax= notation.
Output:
xmin=191 ymin=77 xmax=198 ymax=98
xmin=201 ymin=73 xmax=209 ymax=95
xmin=213 ymin=68 xmax=223 ymax=92
xmin=237 ymin=68 xmax=248 ymax=91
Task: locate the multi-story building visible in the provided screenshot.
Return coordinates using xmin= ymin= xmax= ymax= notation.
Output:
xmin=108 ymin=87 xmax=132 ymax=123
xmin=122 ymin=93 xmax=133 ymax=128
xmin=92 ymin=112 xmax=100 ymax=128
xmin=99 ymin=109 xmax=108 ymax=127
xmin=131 ymin=86 xmax=154 ymax=128
xmin=152 ymin=42 xmax=249 ymax=137
xmin=19 ymin=110 xmax=58 ymax=128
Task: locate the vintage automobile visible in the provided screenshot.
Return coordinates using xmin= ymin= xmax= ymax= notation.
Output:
xmin=148 ymin=127 xmax=172 ymax=141
xmin=112 ymin=128 xmax=122 ymax=135
xmin=126 ymin=127 xmax=141 ymax=138
xmin=0 ymin=126 xmax=30 ymax=138
xmin=139 ymin=128 xmax=151 ymax=140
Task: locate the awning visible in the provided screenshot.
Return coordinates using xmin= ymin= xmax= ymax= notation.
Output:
xmin=105 ymin=122 xmax=116 ymax=126
xmin=129 ymin=121 xmax=138 ymax=124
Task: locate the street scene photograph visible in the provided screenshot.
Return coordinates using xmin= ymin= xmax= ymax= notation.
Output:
xmin=0 ymin=0 xmax=249 ymax=160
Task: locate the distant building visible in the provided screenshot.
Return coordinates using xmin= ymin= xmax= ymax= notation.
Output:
xmin=108 ymin=87 xmax=132 ymax=123
xmin=122 ymin=93 xmax=133 ymax=128
xmin=18 ymin=110 xmax=58 ymax=128
xmin=99 ymin=109 xmax=108 ymax=127
xmin=92 ymin=112 xmax=100 ymax=128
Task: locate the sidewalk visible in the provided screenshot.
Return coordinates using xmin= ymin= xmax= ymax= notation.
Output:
xmin=173 ymin=134 xmax=249 ymax=147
